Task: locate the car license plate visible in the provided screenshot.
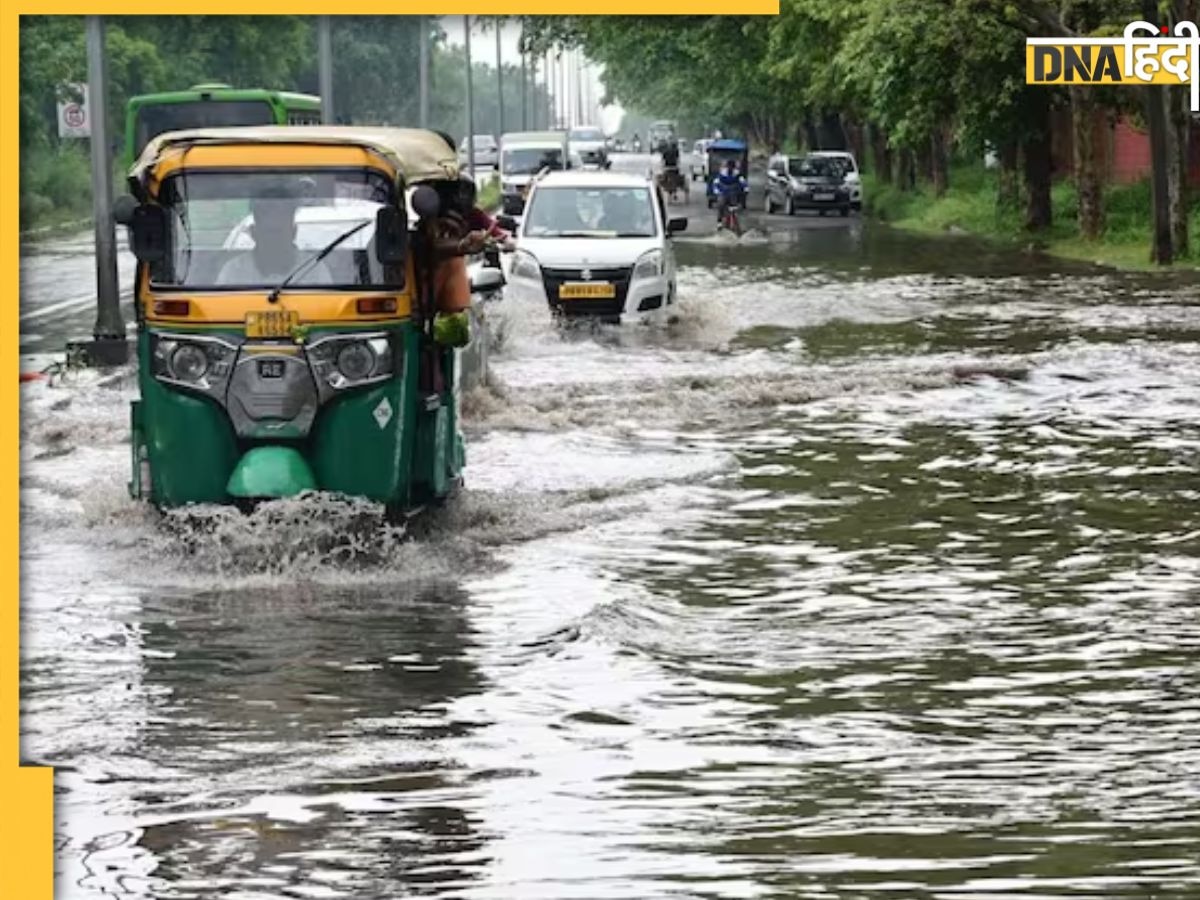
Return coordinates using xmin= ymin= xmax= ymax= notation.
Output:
xmin=257 ymin=359 xmax=286 ymax=379
xmin=245 ymin=310 xmax=299 ymax=338
xmin=560 ymin=282 xmax=615 ymax=299
xmin=815 ymin=193 xmax=835 ymax=201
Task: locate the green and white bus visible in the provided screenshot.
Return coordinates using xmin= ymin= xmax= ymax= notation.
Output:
xmin=122 ymin=84 xmax=322 ymax=168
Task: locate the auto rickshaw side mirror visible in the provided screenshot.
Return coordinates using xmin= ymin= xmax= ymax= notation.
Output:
xmin=667 ymin=217 xmax=688 ymax=235
xmin=129 ymin=204 xmax=168 ymax=263
xmin=495 ymin=214 xmax=517 ymax=232
xmin=112 ymin=194 xmax=138 ymax=227
xmin=374 ymin=206 xmax=407 ymax=266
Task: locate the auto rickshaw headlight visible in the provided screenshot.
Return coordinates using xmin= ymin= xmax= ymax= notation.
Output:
xmin=171 ymin=344 xmax=209 ymax=382
xmin=336 ymin=341 xmax=376 ymax=381
xmin=307 ymin=334 xmax=393 ymax=392
xmin=151 ymin=333 xmax=237 ymax=393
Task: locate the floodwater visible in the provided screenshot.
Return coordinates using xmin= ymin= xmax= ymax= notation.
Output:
xmin=19 ymin=208 xmax=1200 ymax=899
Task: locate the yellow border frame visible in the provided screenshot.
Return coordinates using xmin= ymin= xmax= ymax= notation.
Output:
xmin=6 ymin=6 xmax=777 ymax=897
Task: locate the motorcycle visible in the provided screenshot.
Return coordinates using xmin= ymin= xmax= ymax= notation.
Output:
xmin=657 ymin=165 xmax=687 ymax=203
xmin=716 ymin=190 xmax=744 ymax=237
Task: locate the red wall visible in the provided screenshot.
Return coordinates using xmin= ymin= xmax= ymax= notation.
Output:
xmin=1109 ymin=118 xmax=1200 ymax=187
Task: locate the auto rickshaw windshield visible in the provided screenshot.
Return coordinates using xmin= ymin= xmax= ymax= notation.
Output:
xmin=151 ymin=168 xmax=399 ymax=291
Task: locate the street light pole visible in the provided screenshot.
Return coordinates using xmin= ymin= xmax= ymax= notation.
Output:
xmin=520 ymin=39 xmax=528 ymax=130
xmin=85 ymin=15 xmax=125 ymax=364
xmin=496 ymin=18 xmax=504 ymax=136
xmin=318 ymin=16 xmax=334 ymax=124
xmin=464 ymin=15 xmax=476 ymax=180
xmin=418 ymin=15 xmax=429 ymax=128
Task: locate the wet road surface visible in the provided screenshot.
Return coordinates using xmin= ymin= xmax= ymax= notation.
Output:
xmin=18 ymin=167 xmax=1200 ymax=898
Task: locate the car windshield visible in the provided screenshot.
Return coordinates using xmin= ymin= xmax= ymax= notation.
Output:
xmin=503 ymin=147 xmax=564 ymax=175
xmin=133 ymin=100 xmax=273 ymax=157
xmin=462 ymin=136 xmax=495 ymax=149
xmin=523 ymin=186 xmax=657 ymax=238
xmin=793 ymin=158 xmax=844 ymax=178
xmin=570 ymin=128 xmax=604 ymax=141
xmin=151 ymin=168 xmax=397 ymax=290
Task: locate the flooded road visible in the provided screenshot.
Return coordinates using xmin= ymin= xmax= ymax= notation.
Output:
xmin=19 ymin=194 xmax=1200 ymax=898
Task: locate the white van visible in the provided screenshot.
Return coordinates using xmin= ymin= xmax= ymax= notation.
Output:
xmin=503 ymin=170 xmax=688 ymax=324
xmin=499 ymin=130 xmax=571 ymax=216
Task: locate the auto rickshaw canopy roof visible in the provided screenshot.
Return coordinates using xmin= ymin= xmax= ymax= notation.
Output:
xmin=130 ymin=125 xmax=460 ymax=186
xmin=708 ymin=139 xmax=747 ymax=153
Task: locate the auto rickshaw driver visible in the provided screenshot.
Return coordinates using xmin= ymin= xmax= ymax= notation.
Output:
xmin=216 ymin=184 xmax=336 ymax=287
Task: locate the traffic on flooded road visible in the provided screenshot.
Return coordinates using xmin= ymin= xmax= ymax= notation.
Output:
xmin=20 ymin=137 xmax=1200 ymax=896
xmin=16 ymin=11 xmax=1200 ymax=898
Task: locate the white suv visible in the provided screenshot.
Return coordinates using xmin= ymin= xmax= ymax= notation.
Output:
xmin=504 ymin=170 xmax=687 ymax=323
xmin=808 ymin=150 xmax=862 ymax=210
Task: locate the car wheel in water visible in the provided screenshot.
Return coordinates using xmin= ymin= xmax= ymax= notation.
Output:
xmin=840 ymin=206 xmax=850 ymax=217
xmin=818 ymin=208 xmax=827 ymax=217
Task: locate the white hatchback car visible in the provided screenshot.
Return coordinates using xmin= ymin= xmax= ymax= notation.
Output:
xmin=807 ymin=150 xmax=863 ymax=210
xmin=505 ymin=170 xmax=687 ymax=323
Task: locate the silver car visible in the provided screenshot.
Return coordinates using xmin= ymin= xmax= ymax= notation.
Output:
xmin=458 ymin=134 xmax=499 ymax=169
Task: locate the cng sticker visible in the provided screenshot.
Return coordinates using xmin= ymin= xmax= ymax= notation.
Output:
xmin=372 ymin=397 xmax=394 ymax=430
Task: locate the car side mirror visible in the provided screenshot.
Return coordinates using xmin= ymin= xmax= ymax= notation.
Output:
xmin=495 ymin=214 xmax=517 ymax=232
xmin=470 ymin=266 xmax=505 ymax=294
xmin=112 ymin=194 xmax=138 ymax=227
xmin=667 ymin=217 xmax=688 ymax=235
xmin=129 ymin=204 xmax=168 ymax=263
xmin=374 ymin=206 xmax=408 ymax=266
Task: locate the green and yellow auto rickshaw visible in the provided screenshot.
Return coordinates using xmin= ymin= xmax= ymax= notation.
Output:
xmin=116 ymin=126 xmax=490 ymax=519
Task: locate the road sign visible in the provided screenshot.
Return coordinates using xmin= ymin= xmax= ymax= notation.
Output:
xmin=56 ymin=83 xmax=90 ymax=138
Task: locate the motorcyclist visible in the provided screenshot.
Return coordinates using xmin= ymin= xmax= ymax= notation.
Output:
xmin=712 ymin=158 xmax=748 ymax=224
xmin=659 ymin=137 xmax=680 ymax=170
xmin=632 ymin=132 xmax=642 ymax=152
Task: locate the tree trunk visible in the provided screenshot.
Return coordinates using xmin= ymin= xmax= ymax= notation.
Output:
xmin=1165 ymin=85 xmax=1190 ymax=256
xmin=1169 ymin=0 xmax=1195 ymax=253
xmin=1145 ymin=83 xmax=1175 ymax=264
xmin=896 ymin=148 xmax=916 ymax=191
xmin=871 ymin=125 xmax=892 ymax=183
xmin=916 ymin=139 xmax=933 ymax=184
xmin=803 ymin=116 xmax=820 ymax=152
xmin=931 ymin=128 xmax=950 ymax=197
xmin=1070 ymin=86 xmax=1104 ymax=240
xmin=1022 ymin=89 xmax=1053 ymax=232
xmin=998 ymin=140 xmax=1019 ymax=209
xmin=846 ymin=121 xmax=865 ymax=169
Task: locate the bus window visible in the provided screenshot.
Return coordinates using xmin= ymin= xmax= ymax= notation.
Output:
xmin=134 ymin=100 xmax=274 ymax=157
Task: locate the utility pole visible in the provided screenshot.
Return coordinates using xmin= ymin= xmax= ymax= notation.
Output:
xmin=496 ymin=18 xmax=504 ymax=136
xmin=464 ymin=15 xmax=476 ymax=179
xmin=575 ymin=50 xmax=584 ymax=126
xmin=318 ymin=16 xmax=334 ymax=124
xmin=520 ymin=39 xmax=528 ymax=130
xmin=85 ymin=15 xmax=126 ymax=364
xmin=418 ymin=15 xmax=429 ymax=128
xmin=545 ymin=50 xmax=552 ymax=129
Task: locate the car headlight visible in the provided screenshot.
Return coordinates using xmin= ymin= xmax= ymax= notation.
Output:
xmin=511 ymin=250 xmax=541 ymax=280
xmin=307 ymin=334 xmax=394 ymax=392
xmin=151 ymin=333 xmax=236 ymax=392
xmin=633 ymin=250 xmax=663 ymax=281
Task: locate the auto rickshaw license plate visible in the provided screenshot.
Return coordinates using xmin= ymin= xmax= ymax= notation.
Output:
xmin=245 ymin=310 xmax=300 ymax=338
xmin=560 ymin=282 xmax=615 ymax=299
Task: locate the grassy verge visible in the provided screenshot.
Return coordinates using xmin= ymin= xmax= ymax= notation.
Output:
xmin=20 ymin=143 xmax=95 ymax=235
xmin=863 ymin=164 xmax=1200 ymax=271
xmin=477 ymin=171 xmax=501 ymax=213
